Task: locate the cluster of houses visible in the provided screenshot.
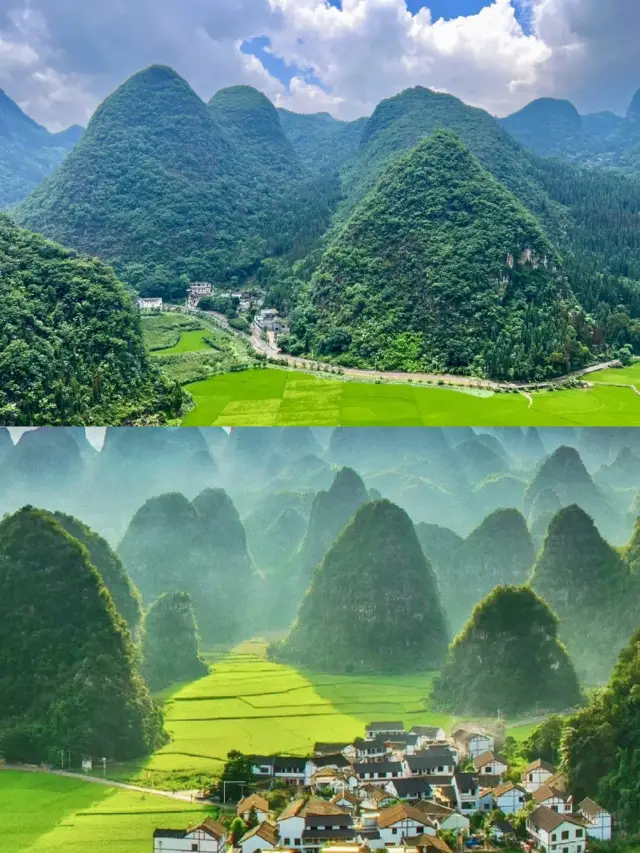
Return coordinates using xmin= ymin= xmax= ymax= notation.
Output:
xmin=187 ymin=282 xmax=214 ymax=308
xmin=138 ymin=296 xmax=164 ymax=311
xmin=153 ymin=723 xmax=613 ymax=853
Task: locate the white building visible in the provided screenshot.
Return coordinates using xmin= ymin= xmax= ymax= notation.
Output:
xmin=578 ymin=798 xmax=612 ymax=841
xmin=451 ymin=728 xmax=494 ymax=759
xmin=532 ymin=784 xmax=573 ymax=814
xmin=354 ymin=761 xmax=404 ymax=783
xmin=527 ymin=806 xmax=587 ymax=853
xmin=237 ymin=793 xmax=270 ymax=823
xmin=365 ymin=722 xmax=405 ymax=741
xmin=153 ymin=818 xmax=228 ymax=853
xmin=190 ymin=282 xmax=213 ymax=296
xmin=473 ymin=751 xmax=508 ymax=778
xmin=138 ymin=297 xmax=163 ymax=311
xmin=255 ymin=308 xmax=290 ymax=336
xmin=238 ymin=822 xmax=279 ymax=853
xmin=377 ymin=804 xmax=437 ymax=846
xmin=406 ymin=748 xmax=456 ymax=777
xmin=492 ymin=781 xmax=527 ymax=815
xmin=521 ymin=759 xmax=555 ymax=793
xmin=409 ymin=726 xmax=447 ymax=745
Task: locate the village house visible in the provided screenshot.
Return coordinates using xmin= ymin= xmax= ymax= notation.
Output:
xmin=376 ymin=803 xmax=437 ymax=846
xmin=354 ymin=760 xmax=404 ymax=783
xmin=153 ymin=818 xmax=227 ymax=853
xmin=238 ymin=821 xmax=279 ymax=853
xmin=276 ymin=798 xmax=354 ymax=853
xmin=237 ymin=793 xmax=270 ymax=823
xmin=578 ymin=798 xmax=612 ymax=840
xmin=527 ymin=806 xmax=587 ymax=853
xmin=353 ymin=739 xmax=387 ymax=760
xmin=365 ymin=721 xmax=405 ymax=741
xmin=490 ymin=820 xmax=516 ymax=843
xmin=532 ymin=783 xmax=573 ymax=814
xmin=409 ymin=727 xmax=447 ymax=747
xmin=402 ymin=835 xmax=453 ymax=853
xmin=354 ymin=812 xmax=384 ymax=850
xmin=250 ymin=756 xmax=306 ymax=786
xmin=451 ymin=728 xmax=494 ymax=759
xmin=331 ymin=791 xmax=360 ymax=812
xmin=386 ymin=734 xmax=421 ymax=755
xmin=453 ymin=773 xmax=479 ymax=813
xmin=138 ymin=297 xmax=163 ymax=311
xmin=472 ymin=751 xmax=508 ymax=777
xmin=478 ymin=788 xmax=496 ymax=812
xmin=310 ymin=768 xmax=358 ymax=793
xmin=385 ymin=776 xmax=434 ymax=802
xmin=254 ymin=308 xmax=290 ymax=336
xmin=314 ymin=743 xmax=355 ymax=759
xmin=492 ymin=781 xmax=527 ymax=815
xmin=522 ymin=759 xmax=555 ymax=793
xmin=359 ymin=784 xmax=395 ymax=811
xmin=405 ymin=748 xmax=456 ymax=777
xmin=413 ymin=801 xmax=470 ymax=833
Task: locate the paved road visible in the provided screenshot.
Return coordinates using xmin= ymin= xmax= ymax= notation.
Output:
xmin=0 ymin=763 xmax=198 ymax=802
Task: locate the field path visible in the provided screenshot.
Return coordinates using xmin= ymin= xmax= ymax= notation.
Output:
xmin=0 ymin=764 xmax=196 ymax=802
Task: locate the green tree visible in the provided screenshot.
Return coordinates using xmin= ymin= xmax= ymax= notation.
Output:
xmin=216 ymin=751 xmax=255 ymax=803
xmin=523 ymin=715 xmax=565 ymax=766
xmin=141 ymin=592 xmax=208 ymax=691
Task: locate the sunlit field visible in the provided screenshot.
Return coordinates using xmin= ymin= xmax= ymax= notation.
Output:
xmin=0 ymin=772 xmax=214 ymax=853
xmin=589 ymin=361 xmax=640 ymax=387
xmin=182 ymin=368 xmax=640 ymax=426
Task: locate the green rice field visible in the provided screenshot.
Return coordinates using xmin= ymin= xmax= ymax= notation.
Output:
xmin=182 ymin=367 xmax=640 ymax=426
xmin=589 ymin=361 xmax=640 ymax=387
xmin=0 ymin=772 xmax=214 ymax=853
xmin=150 ymin=328 xmax=213 ymax=355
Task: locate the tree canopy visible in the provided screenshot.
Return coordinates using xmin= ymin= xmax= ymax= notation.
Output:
xmin=141 ymin=591 xmax=208 ymax=691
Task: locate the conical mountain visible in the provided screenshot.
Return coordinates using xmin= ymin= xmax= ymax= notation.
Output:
xmin=456 ymin=437 xmax=510 ymax=483
xmin=210 ymin=85 xmax=301 ymax=178
xmin=531 ymin=505 xmax=638 ymax=682
xmin=252 ymin=507 xmax=307 ymax=574
xmin=0 ymin=508 xmax=165 ymax=762
xmin=271 ymin=500 xmax=449 ymax=672
xmin=0 ymin=427 xmax=12 ymax=467
xmin=299 ymin=130 xmax=581 ymax=380
xmin=441 ymin=509 xmax=535 ymax=633
xmin=595 ymin=446 xmax=640 ymax=490
xmin=293 ymin=467 xmax=369 ymax=600
xmin=0 ymin=216 xmax=178 ymax=425
xmin=14 ymin=65 xmax=250 ymax=295
xmin=0 ymin=88 xmax=80 ymax=206
xmin=53 ymin=511 xmax=142 ymax=633
xmin=627 ymin=89 xmax=640 ymax=122
xmin=500 ymin=98 xmax=584 ymax=157
xmin=141 ymin=591 xmax=208 ymax=691
xmin=624 ymin=517 xmax=640 ymax=575
xmin=433 ymin=585 xmax=583 ymax=716
xmin=278 ymin=108 xmax=366 ymax=172
xmin=524 ymin=446 xmax=619 ymax=541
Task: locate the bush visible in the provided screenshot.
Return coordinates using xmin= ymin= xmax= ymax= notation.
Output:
xmin=229 ymin=317 xmax=250 ymax=332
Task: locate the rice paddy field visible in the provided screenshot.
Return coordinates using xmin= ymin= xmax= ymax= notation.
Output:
xmin=182 ymin=367 xmax=640 ymax=426
xmin=0 ymin=772 xmax=215 ymax=853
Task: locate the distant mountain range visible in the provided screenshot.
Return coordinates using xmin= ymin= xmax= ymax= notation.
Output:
xmin=3 ymin=69 xmax=640 ymax=387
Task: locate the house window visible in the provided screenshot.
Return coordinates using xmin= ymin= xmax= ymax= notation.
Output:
xmin=551 ymin=835 xmax=557 ymax=842
xmin=563 ymin=848 xmax=569 ymax=853
xmin=561 ymin=831 xmax=569 ymax=840
xmin=576 ymin=831 xmax=583 ymax=838
xmin=295 ymin=841 xmax=301 ymax=847
xmin=191 ymin=846 xmax=198 ymax=852
xmin=393 ymin=829 xmax=398 ymax=835
xmin=578 ymin=847 xmax=582 ymax=852
xmin=529 ymin=775 xmax=534 ymax=782
xmin=552 ymin=806 xmax=558 ymax=813
xmin=284 ymin=838 xmax=290 ymax=845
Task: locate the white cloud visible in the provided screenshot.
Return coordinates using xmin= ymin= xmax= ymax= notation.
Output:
xmin=0 ymin=0 xmax=637 ymax=129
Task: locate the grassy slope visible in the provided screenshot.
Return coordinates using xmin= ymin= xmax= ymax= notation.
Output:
xmin=181 ymin=368 xmax=640 ymax=427
xmin=0 ymin=773 xmax=214 ymax=853
xmin=589 ymin=362 xmax=640 ymax=386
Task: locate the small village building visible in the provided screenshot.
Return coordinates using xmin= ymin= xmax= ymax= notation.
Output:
xmin=250 ymin=756 xmax=306 ymax=786
xmin=386 ymin=734 xmax=421 ymax=755
xmin=238 ymin=821 xmax=279 ymax=853
xmin=490 ymin=820 xmax=516 ymax=843
xmin=413 ymin=802 xmax=469 ymax=833
xmin=323 ymin=844 xmax=370 ymax=853
xmin=406 ymin=748 xmax=456 ymax=777
xmin=472 ymin=751 xmax=508 ymax=778
xmin=403 ymin=835 xmax=453 ymax=853
xmin=578 ymin=798 xmax=612 ymax=840
xmin=451 ymin=729 xmax=494 ymax=759
xmin=527 ymin=806 xmax=587 ymax=853
xmin=478 ymin=788 xmax=495 ymax=812
xmin=331 ymin=791 xmax=360 ymax=812
xmin=314 ymin=743 xmax=354 ymax=758
xmin=255 ymin=309 xmax=290 ymax=336
xmin=521 ymin=759 xmax=555 ymax=793
xmin=454 ymin=773 xmax=479 ymax=813
xmin=385 ymin=777 xmax=434 ymax=802
xmin=153 ymin=818 xmax=228 ymax=853
xmin=354 ymin=761 xmax=404 ymax=783
xmin=355 ymin=812 xmax=384 ymax=850
xmin=190 ymin=282 xmax=213 ymax=296
xmin=138 ymin=297 xmax=163 ymax=310
xmin=310 ymin=768 xmax=355 ymax=792
xmin=237 ymin=794 xmax=270 ymax=823
xmin=359 ymin=784 xmax=395 ymax=811
xmin=365 ymin=722 xmax=405 ymax=741
xmin=354 ymin=739 xmax=387 ymax=760
xmin=408 ymin=727 xmax=447 ymax=748
xmin=492 ymin=781 xmax=527 ymax=815
xmin=377 ymin=803 xmax=437 ymax=845
xmin=532 ymin=784 xmax=573 ymax=814
xmin=277 ymin=798 xmax=353 ymax=853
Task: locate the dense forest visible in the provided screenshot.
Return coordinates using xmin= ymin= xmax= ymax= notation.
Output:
xmin=4 ymin=69 xmax=640 ymax=381
xmin=0 ymin=215 xmax=182 ymax=425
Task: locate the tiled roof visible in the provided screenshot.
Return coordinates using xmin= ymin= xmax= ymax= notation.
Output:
xmin=579 ymin=798 xmax=608 ymax=819
xmin=240 ymin=822 xmax=279 ymax=847
xmin=528 ymin=806 xmax=586 ymax=834
xmin=473 ymin=751 xmax=507 ymax=769
xmin=522 ymin=759 xmax=555 ymax=775
xmin=238 ymin=793 xmax=270 ymax=814
xmin=378 ymin=803 xmax=435 ymax=829
xmin=493 ymin=781 xmax=526 ymax=798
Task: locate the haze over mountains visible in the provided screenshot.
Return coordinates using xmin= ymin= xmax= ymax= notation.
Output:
xmin=3 ymin=67 xmax=640 ymax=386
xmin=1 ymin=425 xmax=640 ymax=690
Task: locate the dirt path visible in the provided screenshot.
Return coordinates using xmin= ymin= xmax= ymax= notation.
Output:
xmin=0 ymin=763 xmax=197 ymax=802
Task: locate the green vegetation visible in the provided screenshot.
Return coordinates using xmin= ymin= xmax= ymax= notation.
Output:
xmin=0 ymin=215 xmax=181 ymax=426
xmin=118 ymin=490 xmax=255 ymax=644
xmin=142 ymin=592 xmax=208 ymax=691
xmin=277 ymin=108 xmax=367 ymax=173
xmin=562 ymin=625 xmax=640 ymax=831
xmin=271 ymin=500 xmax=449 ymax=672
xmin=0 ymin=771 xmax=215 ymax=853
xmin=590 ymin=361 xmax=640 ymax=386
xmin=0 ymin=88 xmax=81 ymax=208
xmin=0 ymin=508 xmax=165 ymax=764
xmin=142 ymin=312 xmax=254 ymax=386
xmin=180 ymin=367 xmax=640 ymax=426
xmin=433 ymin=586 xmax=583 ymax=716
xmin=530 ymin=504 xmax=639 ymax=683
xmin=292 ymin=130 xmax=588 ymax=381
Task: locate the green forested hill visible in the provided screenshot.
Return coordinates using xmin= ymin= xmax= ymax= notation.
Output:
xmin=433 ymin=585 xmax=583 ymax=716
xmin=291 ymin=130 xmax=587 ymax=380
xmin=0 ymin=508 xmax=165 ymax=763
xmin=277 ymin=108 xmax=367 ymax=173
xmin=0 ymin=89 xmax=81 ymax=208
xmin=0 ymin=215 xmax=181 ymax=425
xmin=270 ymin=499 xmax=449 ymax=672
